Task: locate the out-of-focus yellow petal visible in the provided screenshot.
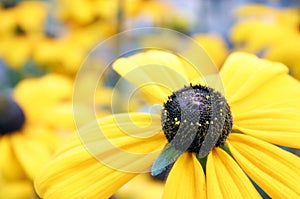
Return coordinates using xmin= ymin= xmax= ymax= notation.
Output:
xmin=233 ymin=4 xmax=299 ymax=29
xmin=162 ymin=152 xmax=205 ymax=199
xmin=113 ymin=50 xmax=189 ymax=103
xmin=221 ymin=52 xmax=289 ymax=104
xmin=35 ymin=113 xmax=166 ymax=199
xmin=10 ymin=132 xmax=52 ymax=180
xmin=207 ymin=148 xmax=261 ymax=199
xmin=228 ymin=134 xmax=300 ymax=198
xmin=13 ymin=73 xmax=73 ymax=123
xmin=233 ymin=4 xmax=277 ymax=17
xmin=42 ymin=103 xmax=75 ymax=131
xmin=0 ymin=180 xmax=34 ymax=199
xmin=0 ymin=136 xmax=26 ymax=180
xmin=114 ymin=174 xmax=164 ymax=199
xmin=193 ymin=33 xmax=228 ymax=68
xmin=264 ymin=36 xmax=300 ymax=80
xmin=16 ymin=1 xmax=47 ymax=33
xmin=230 ymin=21 xmax=291 ymax=52
xmin=0 ymin=36 xmax=32 ymax=69
xmin=23 ymin=125 xmax=63 ymax=152
xmin=234 ymin=110 xmax=300 ymax=148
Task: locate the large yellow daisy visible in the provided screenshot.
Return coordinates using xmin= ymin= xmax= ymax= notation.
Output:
xmin=35 ymin=51 xmax=300 ymax=198
xmin=0 ymin=73 xmax=74 ymax=199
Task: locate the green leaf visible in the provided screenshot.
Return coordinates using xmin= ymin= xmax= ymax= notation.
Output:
xmin=151 ymin=144 xmax=183 ymax=176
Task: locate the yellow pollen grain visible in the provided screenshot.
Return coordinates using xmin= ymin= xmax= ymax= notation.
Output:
xmin=174 ymin=117 xmax=178 ymax=121
xmin=196 ymin=122 xmax=201 ymax=127
xmin=205 ymin=95 xmax=210 ymax=99
xmin=175 ymin=121 xmax=180 ymax=125
xmin=206 ymin=121 xmax=209 ymax=125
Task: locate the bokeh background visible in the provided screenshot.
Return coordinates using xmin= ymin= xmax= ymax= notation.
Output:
xmin=0 ymin=0 xmax=299 ymax=198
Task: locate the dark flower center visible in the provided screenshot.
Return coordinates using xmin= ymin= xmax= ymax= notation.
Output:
xmin=0 ymin=95 xmax=26 ymax=135
xmin=1 ymin=0 xmax=17 ymax=9
xmin=161 ymin=84 xmax=232 ymax=153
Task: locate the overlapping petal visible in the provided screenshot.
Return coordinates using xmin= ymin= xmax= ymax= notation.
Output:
xmin=221 ymin=52 xmax=300 ymax=148
xmin=35 ymin=113 xmax=166 ymax=199
xmin=220 ymin=52 xmax=289 ymax=105
xmin=233 ymin=110 xmax=300 ymax=148
xmin=206 ymin=148 xmax=261 ymax=199
xmin=227 ymin=134 xmax=300 ymax=198
xmin=162 ymin=152 xmax=205 ymax=199
xmin=112 ymin=50 xmax=189 ymax=103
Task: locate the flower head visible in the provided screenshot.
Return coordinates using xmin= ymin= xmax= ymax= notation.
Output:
xmin=0 ymin=73 xmax=74 ymax=198
xmin=35 ymin=51 xmax=300 ymax=198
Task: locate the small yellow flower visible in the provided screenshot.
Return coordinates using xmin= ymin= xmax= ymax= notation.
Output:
xmin=0 ymin=1 xmax=47 ymax=35
xmin=0 ymin=73 xmax=74 ymax=199
xmin=0 ymin=1 xmax=47 ymax=69
xmin=35 ymin=51 xmax=300 ymax=198
xmin=32 ymin=21 xmax=115 ymax=75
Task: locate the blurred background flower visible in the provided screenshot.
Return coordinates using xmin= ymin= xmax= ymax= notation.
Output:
xmin=230 ymin=3 xmax=300 ymax=79
xmin=0 ymin=0 xmax=299 ymax=198
xmin=0 ymin=73 xmax=74 ymax=199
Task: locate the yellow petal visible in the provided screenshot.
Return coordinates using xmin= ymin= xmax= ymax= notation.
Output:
xmin=13 ymin=73 xmax=73 ymax=123
xmin=207 ymin=148 xmax=261 ymax=199
xmin=35 ymin=113 xmax=166 ymax=199
xmin=0 ymin=180 xmax=34 ymax=199
xmin=0 ymin=136 xmax=26 ymax=180
xmin=162 ymin=152 xmax=206 ymax=199
xmin=230 ymin=21 xmax=290 ymax=52
xmin=42 ymin=102 xmax=75 ymax=131
xmin=114 ymin=174 xmax=164 ymax=199
xmin=228 ymin=133 xmax=300 ymax=198
xmin=220 ymin=52 xmax=289 ymax=104
xmin=234 ymin=109 xmax=300 ymax=148
xmin=23 ymin=124 xmax=63 ymax=152
xmin=10 ymin=132 xmax=52 ymax=180
xmin=233 ymin=4 xmax=277 ymax=17
xmin=228 ymin=67 xmax=300 ymax=114
xmin=112 ymin=50 xmax=189 ymax=103
xmin=192 ymin=33 xmax=228 ymax=68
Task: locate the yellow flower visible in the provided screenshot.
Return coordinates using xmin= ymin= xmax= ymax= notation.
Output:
xmin=35 ymin=51 xmax=300 ymax=198
xmin=0 ymin=1 xmax=47 ymax=36
xmin=0 ymin=73 xmax=74 ymax=199
xmin=55 ymin=0 xmax=118 ymax=26
xmin=32 ymin=21 xmax=115 ymax=75
xmin=230 ymin=4 xmax=300 ymax=80
xmin=0 ymin=1 xmax=47 ymax=69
